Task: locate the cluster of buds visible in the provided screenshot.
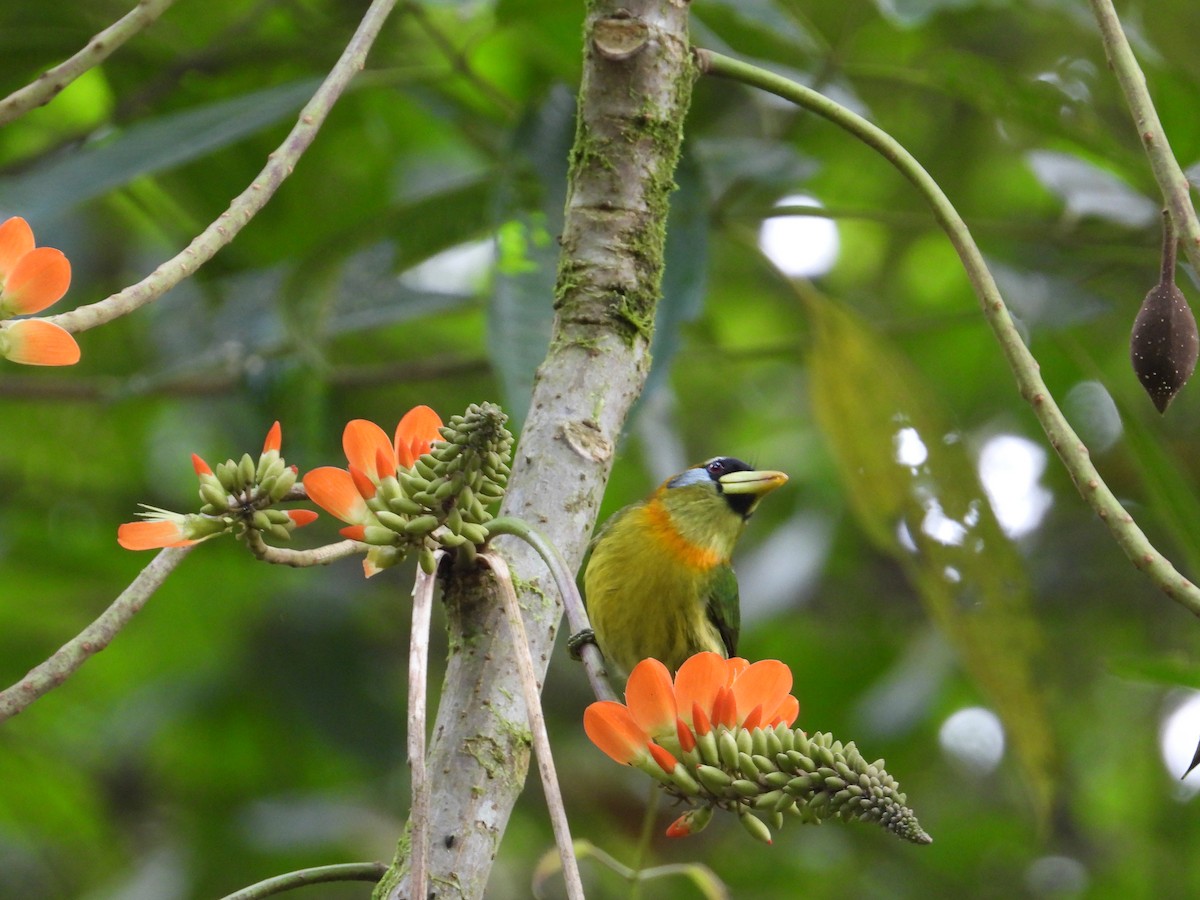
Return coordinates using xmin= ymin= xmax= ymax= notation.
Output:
xmin=118 ymin=423 xmax=315 ymax=550
xmin=194 ymin=424 xmax=303 ymax=540
xmin=304 ymin=403 xmax=513 ymax=576
xmin=398 ymin=403 xmax=512 ymax=550
xmin=645 ymin=722 xmax=929 ymax=845
xmin=585 ymin=653 xmax=931 ymax=847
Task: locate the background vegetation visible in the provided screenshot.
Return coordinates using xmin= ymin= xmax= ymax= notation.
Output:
xmin=3 ymin=0 xmax=1200 ymax=896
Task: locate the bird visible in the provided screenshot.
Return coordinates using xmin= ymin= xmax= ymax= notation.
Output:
xmin=576 ymin=457 xmax=788 ymax=676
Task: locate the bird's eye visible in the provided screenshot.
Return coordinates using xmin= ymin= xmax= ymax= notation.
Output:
xmin=705 ymin=459 xmax=726 ymax=477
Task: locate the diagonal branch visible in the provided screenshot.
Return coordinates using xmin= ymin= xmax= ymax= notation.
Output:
xmin=0 ymin=546 xmax=192 ymax=723
xmin=0 ymin=0 xmax=178 ymax=127
xmin=44 ymin=0 xmax=401 ymax=335
xmin=1088 ymin=0 xmax=1200 ymax=274
xmin=697 ymin=49 xmax=1200 ymax=617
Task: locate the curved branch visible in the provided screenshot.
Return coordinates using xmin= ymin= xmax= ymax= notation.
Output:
xmin=0 ymin=546 xmax=192 ymax=723
xmin=697 ymin=48 xmax=1200 ymax=617
xmin=486 ymin=516 xmax=614 ymax=702
xmin=243 ymin=532 xmax=363 ymax=567
xmin=1088 ymin=0 xmax=1200 ymax=273
xmin=44 ymin=0 xmax=401 ymax=334
xmin=0 ymin=0 xmax=177 ymax=127
xmin=218 ymin=862 xmax=387 ymax=900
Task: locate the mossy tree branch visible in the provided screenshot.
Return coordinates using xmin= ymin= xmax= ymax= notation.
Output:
xmin=374 ymin=1 xmax=695 ymax=897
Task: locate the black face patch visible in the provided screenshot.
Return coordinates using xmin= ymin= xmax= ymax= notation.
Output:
xmin=702 ymin=457 xmax=752 ymax=481
xmin=702 ymin=457 xmax=757 ymax=517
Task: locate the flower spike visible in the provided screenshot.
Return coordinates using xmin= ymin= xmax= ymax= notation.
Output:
xmin=121 ymin=422 xmax=314 ymax=551
xmin=584 ymin=651 xmax=931 ymax=846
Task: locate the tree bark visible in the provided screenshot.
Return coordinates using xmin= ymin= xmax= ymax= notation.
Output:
xmin=376 ymin=1 xmax=695 ymax=897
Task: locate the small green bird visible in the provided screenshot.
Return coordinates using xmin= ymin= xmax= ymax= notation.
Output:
xmin=579 ymin=457 xmax=788 ymax=676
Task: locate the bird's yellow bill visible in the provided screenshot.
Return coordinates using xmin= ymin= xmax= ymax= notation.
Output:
xmin=718 ymin=469 xmax=788 ymax=496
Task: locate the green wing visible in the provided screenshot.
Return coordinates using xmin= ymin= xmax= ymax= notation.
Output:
xmin=704 ymin=564 xmax=740 ymax=658
xmin=577 ymin=503 xmax=638 ymax=608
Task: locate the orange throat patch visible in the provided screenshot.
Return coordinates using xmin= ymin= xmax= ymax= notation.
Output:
xmin=641 ymin=498 xmax=724 ymax=571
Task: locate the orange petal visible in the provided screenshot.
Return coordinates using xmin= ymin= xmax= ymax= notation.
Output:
xmin=263 ymin=421 xmax=282 ymax=454
xmin=375 ymin=446 xmax=396 ymax=480
xmin=303 ymin=467 xmax=370 ymax=524
xmin=711 ymin=686 xmax=738 ymax=729
xmin=192 ymin=454 xmax=213 ymax=476
xmin=340 ymin=524 xmax=367 ymax=541
xmin=2 ymin=319 xmax=80 ymax=366
xmin=741 ymin=704 xmax=763 ymax=733
xmin=1 ymin=247 xmax=70 ymax=314
xmin=647 ymin=742 xmax=678 ymax=773
xmin=117 ymin=520 xmax=193 ymax=550
xmin=691 ymin=702 xmax=712 ymax=737
xmin=730 ymin=659 xmax=792 ymax=726
xmin=584 ymin=701 xmax=649 ymax=765
xmin=723 ymin=657 xmax=750 ymax=684
xmin=0 ymin=218 xmax=34 ymax=281
xmin=767 ymin=694 xmax=800 ymax=729
xmin=343 ymin=419 xmax=392 ymax=480
xmin=395 ymin=405 xmax=442 ymax=468
xmin=673 ymin=651 xmax=727 ymax=730
xmin=348 ymin=464 xmax=377 ymax=500
xmin=665 ymin=814 xmax=694 ymax=838
xmin=625 ymin=657 xmax=677 ymax=738
xmin=287 ymin=509 xmax=318 ymax=527
xmin=676 ymin=718 xmax=696 ymax=752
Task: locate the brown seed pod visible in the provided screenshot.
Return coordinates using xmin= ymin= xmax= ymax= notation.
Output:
xmin=1131 ymin=211 xmax=1198 ymax=413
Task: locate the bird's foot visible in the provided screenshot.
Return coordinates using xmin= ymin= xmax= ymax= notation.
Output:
xmin=567 ymin=628 xmax=596 ymax=661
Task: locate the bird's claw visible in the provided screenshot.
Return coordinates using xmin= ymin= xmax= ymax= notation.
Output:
xmin=567 ymin=628 xmax=596 ymax=661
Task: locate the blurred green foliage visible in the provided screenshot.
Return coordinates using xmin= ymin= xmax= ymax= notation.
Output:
xmin=3 ymin=0 xmax=1200 ymax=897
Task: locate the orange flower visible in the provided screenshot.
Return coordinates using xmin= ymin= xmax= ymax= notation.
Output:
xmin=119 ymin=422 xmax=312 ymax=550
xmin=585 ymin=652 xmax=799 ymax=767
xmin=304 ymin=406 xmax=443 ymax=525
xmin=0 ymin=216 xmax=79 ymax=366
xmin=117 ymin=515 xmax=197 ymax=550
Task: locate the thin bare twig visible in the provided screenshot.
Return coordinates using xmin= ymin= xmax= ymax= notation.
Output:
xmin=698 ymin=48 xmax=1200 ymax=618
xmin=0 ymin=0 xmax=177 ymax=127
xmin=1088 ymin=0 xmax=1200 ymax=274
xmin=242 ymin=532 xmax=363 ymax=568
xmin=0 ymin=546 xmax=191 ymax=723
xmin=45 ymin=0 xmax=402 ymax=335
xmin=406 ymin=554 xmax=441 ymax=900
xmin=217 ymin=861 xmax=387 ymax=900
xmin=481 ymin=551 xmax=584 ymax=900
xmin=486 ymin=517 xmax=615 ymax=702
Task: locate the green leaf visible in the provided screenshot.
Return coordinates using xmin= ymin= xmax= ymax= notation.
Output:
xmin=0 ymin=78 xmax=320 ymax=220
xmin=803 ymin=286 xmax=1059 ymax=822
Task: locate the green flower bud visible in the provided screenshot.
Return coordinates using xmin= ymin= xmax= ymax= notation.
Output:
xmin=362 ymin=525 xmax=399 ymax=545
xmin=405 ymin=515 xmax=441 ymax=535
xmin=268 ymin=467 xmax=298 ymax=502
xmin=375 ymin=510 xmax=409 ymax=533
xmin=737 ymin=752 xmax=761 ymax=780
xmin=718 ymin=731 xmax=740 ymax=771
xmin=696 ymin=764 xmax=733 ymax=795
xmin=738 ymin=811 xmax=772 ymax=845
xmin=237 ymin=453 xmax=256 ymax=490
xmin=200 ymin=481 xmax=230 ymax=510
